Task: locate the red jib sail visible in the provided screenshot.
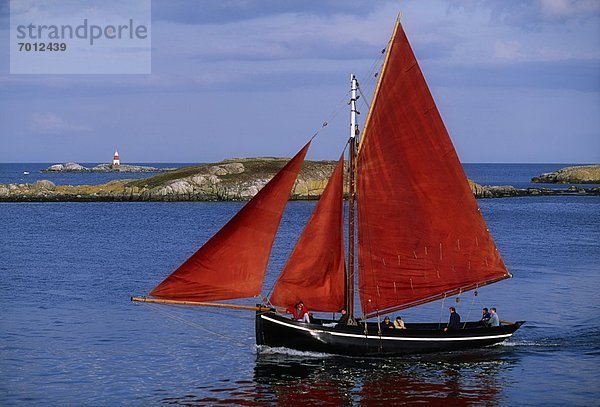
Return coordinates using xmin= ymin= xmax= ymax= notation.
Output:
xmin=150 ymin=142 xmax=310 ymax=302
xmin=270 ymin=156 xmax=346 ymax=312
xmin=357 ymin=20 xmax=510 ymax=318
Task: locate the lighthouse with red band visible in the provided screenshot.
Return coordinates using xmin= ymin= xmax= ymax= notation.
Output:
xmin=112 ymin=151 xmax=120 ymax=168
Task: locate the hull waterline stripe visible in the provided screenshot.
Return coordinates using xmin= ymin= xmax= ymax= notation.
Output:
xmin=261 ymin=315 xmax=513 ymax=342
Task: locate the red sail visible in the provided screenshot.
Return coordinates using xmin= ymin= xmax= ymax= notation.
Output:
xmin=270 ymin=156 xmax=346 ymax=312
xmin=357 ymin=21 xmax=510 ymax=318
xmin=150 ymin=143 xmax=310 ymax=302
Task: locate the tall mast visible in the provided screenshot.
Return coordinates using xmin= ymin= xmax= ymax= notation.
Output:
xmin=346 ymin=74 xmax=359 ymax=320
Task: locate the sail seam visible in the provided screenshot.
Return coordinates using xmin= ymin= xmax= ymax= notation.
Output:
xmin=364 ymin=274 xmax=510 ymax=319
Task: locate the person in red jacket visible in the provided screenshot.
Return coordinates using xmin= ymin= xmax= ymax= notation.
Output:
xmin=289 ymin=301 xmax=311 ymax=323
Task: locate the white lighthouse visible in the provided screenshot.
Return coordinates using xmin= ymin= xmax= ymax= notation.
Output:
xmin=112 ymin=150 xmax=120 ymax=168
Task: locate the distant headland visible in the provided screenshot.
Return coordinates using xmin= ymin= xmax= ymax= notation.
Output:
xmin=532 ymin=164 xmax=600 ymax=184
xmin=41 ymin=150 xmax=176 ymax=173
xmin=1 ymin=160 xmax=599 ymax=202
xmin=42 ymin=162 xmax=175 ymax=173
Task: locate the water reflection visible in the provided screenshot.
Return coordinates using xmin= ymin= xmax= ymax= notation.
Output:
xmin=161 ymin=347 xmax=517 ymax=405
xmin=254 ymin=350 xmax=513 ymax=406
xmin=253 ymin=352 xmax=350 ymax=405
xmin=252 ymin=349 xmax=511 ymax=406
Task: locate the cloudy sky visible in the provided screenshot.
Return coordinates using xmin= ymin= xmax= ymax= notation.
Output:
xmin=1 ymin=0 xmax=599 ymax=163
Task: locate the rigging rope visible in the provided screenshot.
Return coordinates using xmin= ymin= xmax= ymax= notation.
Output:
xmin=438 ymin=294 xmax=447 ymax=329
xmin=360 ymin=47 xmax=387 ymax=96
xmin=358 ymin=86 xmax=372 ymax=111
xmin=145 ymin=303 xmax=249 ymax=348
xmin=309 ymin=91 xmax=350 ymax=142
xmin=355 ymin=44 xmax=388 ymax=113
xmin=462 ymin=290 xmax=479 ymax=329
xmin=312 ymin=42 xmax=386 ymax=144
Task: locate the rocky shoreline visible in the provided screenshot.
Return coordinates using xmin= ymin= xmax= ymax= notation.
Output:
xmin=467 ymin=180 xmax=599 ymax=198
xmin=42 ymin=162 xmax=175 ymax=173
xmin=531 ymin=164 xmax=600 ymax=184
xmin=2 ymin=159 xmax=599 ymax=202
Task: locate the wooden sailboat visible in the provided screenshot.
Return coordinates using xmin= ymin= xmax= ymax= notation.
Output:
xmin=133 ymin=17 xmax=523 ymax=356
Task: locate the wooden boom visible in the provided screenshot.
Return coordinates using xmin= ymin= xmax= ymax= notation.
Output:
xmin=131 ymin=296 xmax=287 ymax=313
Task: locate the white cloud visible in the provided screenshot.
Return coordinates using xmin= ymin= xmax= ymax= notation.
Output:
xmin=30 ymin=112 xmax=91 ymax=133
xmin=540 ymin=0 xmax=600 ymax=21
xmin=153 ymin=6 xmax=398 ymax=62
xmin=493 ymin=40 xmax=522 ymax=60
xmin=1 ymin=0 xmax=598 ymax=95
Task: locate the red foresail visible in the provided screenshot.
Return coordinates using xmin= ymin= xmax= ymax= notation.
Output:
xmin=357 ymin=20 xmax=510 ymax=318
xmin=150 ymin=143 xmax=310 ymax=302
xmin=269 ymin=156 xmax=346 ymax=312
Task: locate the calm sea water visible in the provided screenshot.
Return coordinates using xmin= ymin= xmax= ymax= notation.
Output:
xmin=1 ymin=165 xmax=599 ymax=405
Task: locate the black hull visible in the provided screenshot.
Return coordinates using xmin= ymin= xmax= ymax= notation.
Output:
xmin=256 ymin=312 xmax=524 ymax=356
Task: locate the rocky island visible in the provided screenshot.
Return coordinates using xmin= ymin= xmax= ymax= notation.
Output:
xmin=532 ymin=164 xmax=600 ymax=184
xmin=2 ymin=158 xmax=336 ymax=202
xmin=42 ymin=162 xmax=174 ymax=173
xmin=1 ymin=158 xmax=599 ymax=202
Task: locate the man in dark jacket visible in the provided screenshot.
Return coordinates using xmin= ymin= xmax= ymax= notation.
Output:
xmin=336 ymin=309 xmax=358 ymax=327
xmin=444 ymin=307 xmax=461 ymax=331
xmin=480 ymin=307 xmax=491 ymax=326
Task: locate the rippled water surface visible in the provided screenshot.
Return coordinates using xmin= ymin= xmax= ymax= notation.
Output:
xmin=1 ymin=165 xmax=599 ymax=405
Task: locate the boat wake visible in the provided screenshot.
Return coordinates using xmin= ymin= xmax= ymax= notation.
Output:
xmin=500 ymin=339 xmax=560 ymax=348
xmin=255 ymin=345 xmax=333 ymax=358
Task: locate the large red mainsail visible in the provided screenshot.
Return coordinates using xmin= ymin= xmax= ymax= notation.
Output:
xmin=357 ymin=21 xmax=510 ymax=318
xmin=150 ymin=142 xmax=310 ymax=302
xmin=269 ymin=156 xmax=346 ymax=312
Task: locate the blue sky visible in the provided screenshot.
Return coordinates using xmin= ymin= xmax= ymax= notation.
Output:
xmin=1 ymin=0 xmax=599 ymax=163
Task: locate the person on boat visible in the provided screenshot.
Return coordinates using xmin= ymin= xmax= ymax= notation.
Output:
xmin=488 ymin=307 xmax=500 ymax=327
xmin=336 ymin=309 xmax=358 ymax=327
xmin=480 ymin=308 xmax=491 ymax=326
xmin=444 ymin=307 xmax=461 ymax=331
xmin=382 ymin=316 xmax=394 ymax=329
xmin=394 ymin=316 xmax=406 ymax=329
xmin=289 ymin=301 xmax=311 ymax=323
xmin=337 ymin=309 xmax=349 ymax=325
